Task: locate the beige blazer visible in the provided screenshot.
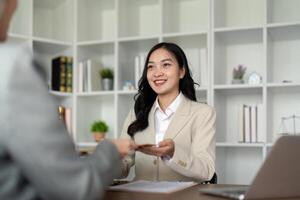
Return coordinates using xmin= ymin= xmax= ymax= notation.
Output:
xmin=121 ymin=96 xmax=216 ymax=182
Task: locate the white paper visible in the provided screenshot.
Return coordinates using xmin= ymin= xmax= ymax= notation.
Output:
xmin=109 ymin=180 xmax=197 ymax=193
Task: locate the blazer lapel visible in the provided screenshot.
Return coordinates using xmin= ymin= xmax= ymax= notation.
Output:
xmin=136 ymin=104 xmax=156 ymax=145
xmin=164 ymin=97 xmax=191 ymax=140
xmin=148 ymin=105 xmax=156 ymax=144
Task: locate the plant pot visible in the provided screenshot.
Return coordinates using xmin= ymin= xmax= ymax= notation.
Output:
xmin=93 ymin=132 xmax=106 ymax=142
xmin=231 ymin=79 xmax=244 ymax=84
xmin=101 ymin=78 xmax=113 ymax=91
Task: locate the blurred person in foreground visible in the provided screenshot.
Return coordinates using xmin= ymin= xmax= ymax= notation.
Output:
xmin=0 ymin=0 xmax=136 ymax=199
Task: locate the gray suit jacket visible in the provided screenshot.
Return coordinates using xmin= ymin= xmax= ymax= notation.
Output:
xmin=0 ymin=46 xmax=121 ymax=200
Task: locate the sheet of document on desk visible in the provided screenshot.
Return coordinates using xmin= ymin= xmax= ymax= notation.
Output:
xmin=109 ymin=180 xmax=197 ymax=193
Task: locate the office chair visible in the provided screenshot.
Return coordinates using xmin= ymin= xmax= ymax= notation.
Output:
xmin=202 ymin=172 xmax=217 ymax=184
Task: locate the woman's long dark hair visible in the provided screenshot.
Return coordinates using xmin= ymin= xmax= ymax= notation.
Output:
xmin=127 ymin=42 xmax=198 ymax=137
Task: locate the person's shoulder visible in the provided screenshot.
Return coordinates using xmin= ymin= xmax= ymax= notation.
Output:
xmin=188 ymin=99 xmax=215 ymax=115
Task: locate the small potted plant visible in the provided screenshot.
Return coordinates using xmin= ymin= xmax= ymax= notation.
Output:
xmin=99 ymin=68 xmax=113 ymax=90
xmin=90 ymin=120 xmax=109 ymax=142
xmin=232 ymin=64 xmax=247 ymax=84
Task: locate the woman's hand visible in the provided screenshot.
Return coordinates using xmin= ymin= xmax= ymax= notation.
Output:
xmin=137 ymin=139 xmax=175 ymax=158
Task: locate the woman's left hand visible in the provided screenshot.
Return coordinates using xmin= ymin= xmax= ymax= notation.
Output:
xmin=137 ymin=139 xmax=175 ymax=158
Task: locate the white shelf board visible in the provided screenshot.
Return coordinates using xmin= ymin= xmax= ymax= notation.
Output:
xmin=214 ymin=26 xmax=263 ymax=33
xmin=33 ymin=36 xmax=72 ymax=46
xmin=266 ymin=143 xmax=273 ymax=148
xmin=118 ymin=35 xmax=159 ymax=42
xmin=8 ymin=33 xmax=29 ymax=40
xmin=76 ymin=91 xmax=115 ymax=96
xmin=162 ymin=31 xmax=207 ymax=38
xmin=216 ymin=142 xmax=265 ymax=148
xmin=214 ymin=84 xmax=263 ymax=90
xmin=77 ymin=40 xmax=115 ymax=46
xmin=49 ymin=90 xmax=73 ymax=97
xmin=117 ymin=90 xmax=138 ymax=95
xmin=267 ymin=22 xmax=300 ymax=29
xmin=267 ymin=82 xmax=300 ymax=88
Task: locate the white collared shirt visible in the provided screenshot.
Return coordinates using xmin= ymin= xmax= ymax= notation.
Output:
xmin=154 ymin=92 xmax=183 ymax=145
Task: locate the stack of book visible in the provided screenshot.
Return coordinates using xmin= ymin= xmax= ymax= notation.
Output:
xmin=77 ymin=59 xmax=102 ymax=92
xmin=51 ymin=56 xmax=73 ymax=93
xmin=238 ymin=104 xmax=265 ymax=143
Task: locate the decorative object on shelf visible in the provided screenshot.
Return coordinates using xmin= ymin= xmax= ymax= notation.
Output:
xmin=231 ymin=64 xmax=247 ymax=84
xmin=99 ymin=68 xmax=113 ymax=91
xmin=90 ymin=120 xmax=109 ymax=142
xmin=277 ymin=115 xmax=300 ymax=137
xmin=123 ymin=81 xmax=135 ymax=90
xmin=282 ymin=80 xmax=293 ymax=83
xmin=58 ymin=105 xmax=73 ymax=141
xmin=247 ymin=71 xmax=262 ymax=85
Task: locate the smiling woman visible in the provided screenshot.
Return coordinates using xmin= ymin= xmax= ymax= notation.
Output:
xmin=120 ymin=42 xmax=216 ymax=182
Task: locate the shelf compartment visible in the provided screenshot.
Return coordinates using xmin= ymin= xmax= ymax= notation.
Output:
xmin=267 ymin=86 xmax=300 ymax=143
xmin=214 ymin=29 xmax=264 ymax=85
xmin=118 ymin=0 xmax=160 ymax=38
xmin=214 ymin=88 xmax=263 ymax=143
xmin=33 ymin=0 xmax=73 ymax=42
xmin=196 ymin=90 xmax=207 ymax=104
xmin=267 ymin=0 xmax=300 ymax=24
xmin=78 ymin=0 xmax=115 ymax=42
xmin=10 ymin=0 xmax=31 ymax=36
xmin=163 ymin=34 xmax=208 ymax=86
xmin=214 ymin=0 xmax=264 ymax=29
xmin=118 ymin=39 xmax=158 ymax=90
xmin=267 ymin=25 xmax=300 ymax=84
xmin=77 ymin=43 xmax=115 ymax=92
xmin=76 ymin=95 xmax=115 ymax=143
xmin=163 ymin=0 xmax=209 ymax=34
xmin=33 ymin=41 xmax=73 ymax=91
xmin=216 ymin=147 xmax=263 ymax=184
xmin=117 ymin=94 xmax=135 ymax=136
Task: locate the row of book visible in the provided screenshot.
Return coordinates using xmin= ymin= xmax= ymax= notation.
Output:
xmin=51 ymin=56 xmax=73 ymax=93
xmin=78 ymin=59 xmax=102 ymax=92
xmin=238 ymin=104 xmax=266 ymax=143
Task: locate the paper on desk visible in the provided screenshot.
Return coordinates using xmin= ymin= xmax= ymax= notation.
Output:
xmin=109 ymin=180 xmax=197 ymax=193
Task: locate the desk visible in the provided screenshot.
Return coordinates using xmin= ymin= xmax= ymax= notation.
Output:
xmin=104 ymin=184 xmax=299 ymax=200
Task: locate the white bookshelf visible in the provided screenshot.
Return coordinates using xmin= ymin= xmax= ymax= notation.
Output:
xmin=7 ymin=0 xmax=300 ymax=184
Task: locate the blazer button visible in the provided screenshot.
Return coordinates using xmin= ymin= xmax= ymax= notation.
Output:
xmin=153 ymin=159 xmax=157 ymax=165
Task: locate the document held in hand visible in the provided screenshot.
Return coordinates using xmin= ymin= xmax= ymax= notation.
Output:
xmin=109 ymin=180 xmax=197 ymax=193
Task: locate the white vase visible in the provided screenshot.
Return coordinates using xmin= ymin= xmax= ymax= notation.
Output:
xmin=101 ymin=78 xmax=113 ymax=90
xmin=231 ymin=79 xmax=244 ymax=84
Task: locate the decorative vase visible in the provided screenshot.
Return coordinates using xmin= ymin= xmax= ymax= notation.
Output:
xmin=101 ymin=78 xmax=113 ymax=90
xmin=93 ymin=132 xmax=105 ymax=142
xmin=231 ymin=79 xmax=244 ymax=84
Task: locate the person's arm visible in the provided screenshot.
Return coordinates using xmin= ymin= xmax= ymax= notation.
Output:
xmin=5 ymin=49 xmax=121 ymax=200
xmin=166 ymin=106 xmax=216 ymax=181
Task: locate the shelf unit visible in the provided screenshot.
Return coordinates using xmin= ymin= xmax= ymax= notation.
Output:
xmin=6 ymin=0 xmax=300 ymax=184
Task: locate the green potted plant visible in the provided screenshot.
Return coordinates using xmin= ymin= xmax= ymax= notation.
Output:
xmin=90 ymin=120 xmax=109 ymax=142
xmin=232 ymin=64 xmax=247 ymax=84
xmin=99 ymin=68 xmax=113 ymax=90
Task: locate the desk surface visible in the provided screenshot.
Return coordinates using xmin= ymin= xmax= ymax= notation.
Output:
xmin=104 ymin=184 xmax=299 ymax=200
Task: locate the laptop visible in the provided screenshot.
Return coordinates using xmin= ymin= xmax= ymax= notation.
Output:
xmin=200 ymin=136 xmax=300 ymax=199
